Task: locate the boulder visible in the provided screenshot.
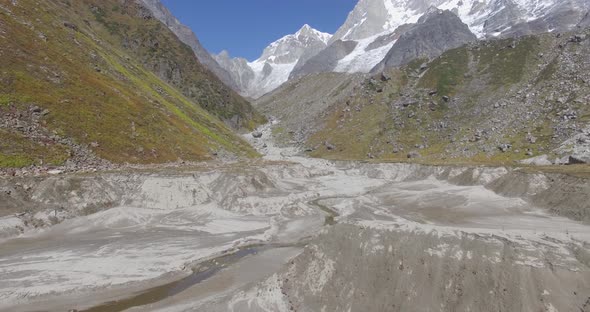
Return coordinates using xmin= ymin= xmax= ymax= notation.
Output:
xmin=252 ymin=131 xmax=263 ymax=138
xmin=518 ymin=155 xmax=552 ymax=166
xmin=498 ymin=143 xmax=512 ymax=153
xmin=568 ymin=155 xmax=590 ymax=165
xmin=569 ymin=34 xmax=587 ymax=43
xmin=63 ymin=21 xmax=79 ymax=31
xmin=407 ymin=151 xmax=421 ymax=159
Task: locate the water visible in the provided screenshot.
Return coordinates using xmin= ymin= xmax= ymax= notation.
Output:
xmin=81 ymin=246 xmax=263 ymax=312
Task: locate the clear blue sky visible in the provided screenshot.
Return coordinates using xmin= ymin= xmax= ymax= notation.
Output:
xmin=161 ymin=1 xmax=358 ymax=61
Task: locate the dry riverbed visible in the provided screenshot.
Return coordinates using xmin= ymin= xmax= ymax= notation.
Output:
xmin=0 ymin=122 xmax=589 ymax=311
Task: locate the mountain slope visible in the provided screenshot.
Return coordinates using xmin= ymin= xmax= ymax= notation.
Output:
xmin=126 ymin=0 xmax=264 ymax=129
xmin=0 ymin=0 xmax=261 ymax=168
xmin=215 ymin=25 xmax=332 ymax=99
xmin=262 ymin=28 xmax=590 ymax=165
xmin=138 ymin=0 xmax=238 ymax=92
xmin=311 ymin=30 xmax=590 ymax=164
xmin=255 ymin=72 xmax=364 ymax=145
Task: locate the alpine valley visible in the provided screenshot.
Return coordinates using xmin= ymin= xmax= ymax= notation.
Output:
xmin=1 ymin=1 xmax=590 ymax=312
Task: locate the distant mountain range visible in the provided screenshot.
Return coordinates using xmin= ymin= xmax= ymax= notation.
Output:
xmin=146 ymin=0 xmax=590 ymax=98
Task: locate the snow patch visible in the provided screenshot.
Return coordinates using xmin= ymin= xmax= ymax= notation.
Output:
xmin=334 ymin=33 xmax=397 ymax=73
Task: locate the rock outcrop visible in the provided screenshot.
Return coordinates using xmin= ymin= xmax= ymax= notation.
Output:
xmin=373 ymin=8 xmax=477 ymax=71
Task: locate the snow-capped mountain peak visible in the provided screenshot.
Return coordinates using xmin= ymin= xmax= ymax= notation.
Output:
xmin=215 ymin=25 xmax=333 ymax=99
xmin=333 ymin=0 xmax=590 ymax=43
xmin=257 ymin=24 xmax=332 ymax=65
xmin=296 ymin=24 xmax=332 ymax=44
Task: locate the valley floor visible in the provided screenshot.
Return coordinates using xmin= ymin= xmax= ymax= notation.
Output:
xmin=0 ymin=122 xmax=589 ymax=311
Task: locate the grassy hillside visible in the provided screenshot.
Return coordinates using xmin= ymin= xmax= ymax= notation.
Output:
xmin=82 ymin=0 xmax=265 ymax=130
xmin=303 ymin=31 xmax=590 ymax=165
xmin=0 ymin=0 xmax=263 ymax=167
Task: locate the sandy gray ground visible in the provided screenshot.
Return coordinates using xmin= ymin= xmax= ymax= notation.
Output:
xmin=0 ymin=122 xmax=589 ymax=312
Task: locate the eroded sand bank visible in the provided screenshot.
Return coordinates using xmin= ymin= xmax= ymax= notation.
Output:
xmin=0 ymin=123 xmax=589 ymax=311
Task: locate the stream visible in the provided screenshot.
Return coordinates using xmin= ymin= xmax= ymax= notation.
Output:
xmin=79 ymin=198 xmax=341 ymax=312
xmin=0 ymin=124 xmax=589 ymax=311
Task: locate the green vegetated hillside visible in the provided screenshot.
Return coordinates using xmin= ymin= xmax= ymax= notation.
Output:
xmin=0 ymin=0 xmax=264 ymax=168
xmin=305 ymin=30 xmax=590 ymax=165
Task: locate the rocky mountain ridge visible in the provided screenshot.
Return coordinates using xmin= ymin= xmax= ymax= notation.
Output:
xmin=138 ymin=0 xmax=239 ymax=92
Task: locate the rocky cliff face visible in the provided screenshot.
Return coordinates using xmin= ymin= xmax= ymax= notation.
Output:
xmin=255 ymin=72 xmax=365 ymax=145
xmin=138 ymin=0 xmax=239 ymax=91
xmin=213 ymin=51 xmax=256 ymax=95
xmin=373 ymin=8 xmax=477 ymax=71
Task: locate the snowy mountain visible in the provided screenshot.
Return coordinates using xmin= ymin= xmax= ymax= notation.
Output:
xmin=257 ymin=24 xmax=332 ymax=64
xmin=333 ymin=0 xmax=590 ymax=42
xmin=214 ymin=25 xmax=332 ymax=99
xmin=294 ymin=0 xmax=590 ymax=77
